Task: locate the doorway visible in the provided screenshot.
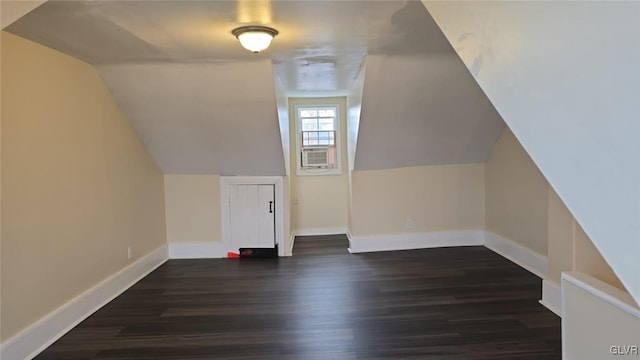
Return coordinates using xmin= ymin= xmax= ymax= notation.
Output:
xmin=220 ymin=176 xmax=285 ymax=256
xmin=229 ymin=184 xmax=275 ymax=250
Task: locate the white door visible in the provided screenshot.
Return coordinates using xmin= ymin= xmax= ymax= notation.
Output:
xmin=228 ymin=184 xmax=275 ymax=252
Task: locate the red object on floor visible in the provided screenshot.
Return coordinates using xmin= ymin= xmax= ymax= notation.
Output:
xmin=227 ymin=252 xmax=239 ymax=259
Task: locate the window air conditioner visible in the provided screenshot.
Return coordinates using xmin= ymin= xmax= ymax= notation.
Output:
xmin=302 ymin=147 xmax=329 ymax=167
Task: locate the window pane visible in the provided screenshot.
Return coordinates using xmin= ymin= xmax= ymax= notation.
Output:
xmin=318 ymin=118 xmax=334 ymax=130
xmin=318 ymin=109 xmax=335 ymax=117
xmin=300 ymin=109 xmax=317 ymax=118
xmin=301 ymin=118 xmax=318 ymax=131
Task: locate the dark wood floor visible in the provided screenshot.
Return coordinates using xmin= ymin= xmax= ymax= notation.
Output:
xmin=36 ymin=235 xmax=561 ymax=359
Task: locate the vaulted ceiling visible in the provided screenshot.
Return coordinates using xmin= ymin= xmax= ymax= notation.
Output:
xmin=4 ymin=0 xmax=504 ymax=175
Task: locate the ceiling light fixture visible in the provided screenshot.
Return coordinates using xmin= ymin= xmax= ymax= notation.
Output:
xmin=231 ymin=25 xmax=279 ymax=54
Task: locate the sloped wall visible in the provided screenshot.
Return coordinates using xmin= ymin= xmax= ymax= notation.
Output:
xmin=0 ymin=1 xmax=46 ymax=29
xmin=485 ymin=128 xmax=548 ymax=256
xmin=485 ymin=127 xmax=624 ymax=292
xmin=97 ymin=61 xmax=287 ymax=176
xmin=1 ymin=32 xmax=166 ymax=341
xmin=355 ymin=54 xmax=503 ymax=171
xmin=424 ymin=1 xmax=640 ymax=302
xmin=548 ymin=188 xmax=625 ymax=290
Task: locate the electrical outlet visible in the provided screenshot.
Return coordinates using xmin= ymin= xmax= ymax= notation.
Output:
xmin=127 ymin=246 xmax=133 ymax=260
xmin=406 ymin=218 xmax=413 ymax=229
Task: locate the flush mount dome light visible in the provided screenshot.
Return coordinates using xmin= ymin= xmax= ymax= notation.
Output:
xmin=232 ymin=25 xmax=279 ymax=54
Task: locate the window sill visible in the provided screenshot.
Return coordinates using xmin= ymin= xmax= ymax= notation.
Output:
xmin=296 ymin=167 xmax=343 ymax=176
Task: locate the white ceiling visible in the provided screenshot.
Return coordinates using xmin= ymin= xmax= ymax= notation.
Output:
xmin=4 ymin=1 xmax=431 ymax=93
xmin=5 ymin=0 xmax=505 ymax=174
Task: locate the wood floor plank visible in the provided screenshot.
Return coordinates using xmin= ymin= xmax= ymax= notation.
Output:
xmin=35 ymin=235 xmax=561 ymax=359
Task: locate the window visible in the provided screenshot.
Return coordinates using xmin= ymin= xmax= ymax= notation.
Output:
xmin=296 ymin=105 xmax=341 ymax=175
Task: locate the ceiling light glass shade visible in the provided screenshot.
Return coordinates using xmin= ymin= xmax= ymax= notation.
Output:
xmin=232 ymin=26 xmax=279 ymax=53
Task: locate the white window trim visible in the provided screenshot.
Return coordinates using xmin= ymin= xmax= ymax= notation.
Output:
xmin=295 ymin=104 xmax=342 ymax=176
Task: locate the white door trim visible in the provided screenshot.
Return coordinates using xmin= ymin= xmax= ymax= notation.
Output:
xmin=220 ymin=176 xmax=285 ymax=257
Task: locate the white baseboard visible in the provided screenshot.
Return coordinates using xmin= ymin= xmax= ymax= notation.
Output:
xmin=292 ymin=227 xmax=348 ymax=237
xmin=348 ymin=230 xmax=484 ymax=253
xmin=540 ymin=279 xmax=562 ymax=317
xmin=0 ymin=245 xmax=168 ymax=360
xmin=287 ymin=233 xmax=295 ymax=256
xmin=483 ymin=231 xmax=548 ymax=279
xmin=168 ymin=242 xmax=226 ymax=259
xmin=278 ymin=240 xmax=288 ymax=257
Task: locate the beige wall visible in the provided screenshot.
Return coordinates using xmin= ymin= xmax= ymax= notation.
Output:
xmin=347 ymin=169 xmax=353 ymax=234
xmin=547 ymin=187 xmax=625 ymax=290
xmin=563 ymin=275 xmax=639 ymax=359
xmin=1 ymin=32 xmax=167 ymax=341
xmin=351 ymin=164 xmax=485 ymax=236
xmin=574 ymin=223 xmax=625 ymax=290
xmin=164 ymin=175 xmax=221 ymax=244
xmin=289 ymin=97 xmax=349 ymax=232
xmin=1 ymin=1 xmax=47 ymax=29
xmin=293 ymin=175 xmax=349 ymax=231
xmin=0 ymin=30 xmax=4 ymax=343
xmin=164 ymin=174 xmax=293 ymax=255
xmin=486 ymin=128 xmax=549 ymax=255
xmin=487 ymin=128 xmax=624 ymax=291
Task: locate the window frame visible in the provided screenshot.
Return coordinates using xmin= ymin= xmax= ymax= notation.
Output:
xmin=294 ymin=104 xmax=342 ymax=176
